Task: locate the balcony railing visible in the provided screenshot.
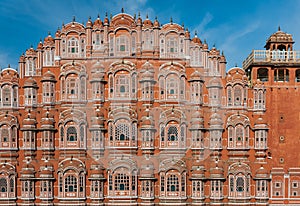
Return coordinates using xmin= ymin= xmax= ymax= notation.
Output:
xmin=243 ymin=50 xmax=300 ymax=69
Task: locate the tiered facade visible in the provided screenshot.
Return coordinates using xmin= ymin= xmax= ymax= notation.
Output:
xmin=0 ymin=11 xmax=300 ymax=205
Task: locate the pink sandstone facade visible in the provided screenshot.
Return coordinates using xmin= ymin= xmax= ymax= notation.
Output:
xmin=0 ymin=11 xmax=299 ymax=205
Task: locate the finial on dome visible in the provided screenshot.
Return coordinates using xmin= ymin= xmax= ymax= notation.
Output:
xmin=195 ymin=30 xmax=198 ymax=37
xmin=235 ymin=63 xmax=238 ymax=67
xmin=121 ymin=8 xmax=124 ymax=13
xmin=110 ymin=13 xmax=112 ymax=20
xmin=138 ymin=12 xmax=141 ymax=18
xmin=170 ymin=17 xmax=173 ymax=24
xmin=146 ymin=13 xmax=148 ymax=19
xmin=133 ymin=13 xmax=136 ymax=19
xmin=8 ymin=64 xmax=10 ymax=68
xmin=48 ymin=31 xmax=51 ymax=36
xmin=278 ymin=25 xmax=281 ymax=31
xmin=72 ymin=16 xmax=75 ymax=22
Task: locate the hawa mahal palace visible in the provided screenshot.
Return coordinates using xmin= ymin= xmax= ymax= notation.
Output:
xmin=0 ymin=10 xmax=300 ymax=206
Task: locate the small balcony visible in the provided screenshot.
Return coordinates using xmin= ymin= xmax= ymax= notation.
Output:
xmin=243 ymin=50 xmax=300 ymax=69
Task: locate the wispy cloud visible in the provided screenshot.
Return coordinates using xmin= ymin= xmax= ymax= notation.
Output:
xmin=195 ymin=12 xmax=213 ymax=34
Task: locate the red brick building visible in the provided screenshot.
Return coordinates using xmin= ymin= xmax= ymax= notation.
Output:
xmin=0 ymin=11 xmax=299 ymax=205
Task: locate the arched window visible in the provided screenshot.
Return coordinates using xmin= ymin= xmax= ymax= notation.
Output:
xmin=25 ymin=59 xmax=36 ymax=76
xmin=168 ymin=126 xmax=178 ymax=141
xmin=108 ymin=165 xmax=137 ymax=197
xmin=115 ymin=173 xmax=130 ymax=191
xmin=67 ymin=126 xmax=77 ymax=141
xmin=68 ymin=37 xmax=79 ymax=54
xmin=167 ymin=175 xmax=179 ymax=192
xmin=43 ymin=49 xmax=54 ymax=66
xmin=161 ymin=120 xmax=186 ymax=149
xmin=236 ymin=177 xmax=244 ymax=192
xmin=234 ymin=85 xmax=242 ymax=106
xmin=58 ymin=159 xmax=86 ymax=199
xmin=0 ymin=178 xmax=7 ymax=192
xmin=2 ymin=86 xmax=11 ymax=107
xmin=228 ymin=163 xmax=251 ymax=199
xmin=65 ymin=175 xmax=77 ymax=192
xmin=143 ymin=30 xmax=154 ymax=50
xmin=160 ymin=168 xmax=186 ymax=198
xmin=115 ymin=123 xmax=130 ymax=141
xmin=116 ymin=35 xmax=129 ymax=54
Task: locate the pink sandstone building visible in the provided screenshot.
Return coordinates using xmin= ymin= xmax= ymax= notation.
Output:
xmin=0 ymin=10 xmax=299 ymax=206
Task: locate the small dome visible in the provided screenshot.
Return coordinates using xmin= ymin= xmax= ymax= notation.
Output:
xmin=255 ymin=117 xmax=267 ymax=125
xmin=185 ymin=29 xmax=190 ymax=39
xmin=192 ymin=35 xmax=202 ymax=45
xmin=21 ymin=162 xmax=35 ymax=176
xmin=143 ymin=17 xmax=153 ymax=27
xmin=191 ymin=110 xmax=204 ymax=127
xmin=208 ymin=76 xmax=222 ymax=87
xmin=93 ymin=16 xmax=102 ymax=27
xmin=23 ymin=113 xmax=37 ymax=126
xmin=255 ymin=166 xmax=269 ymax=179
xmin=86 ymin=17 xmax=93 ymax=27
xmin=103 ymin=14 xmax=109 ymax=25
xmin=44 ymin=33 xmax=54 ymax=43
xmin=42 ymin=70 xmax=56 ymax=82
xmin=140 ymin=159 xmax=155 ymax=178
xmin=24 ymin=77 xmax=38 ymax=88
xmin=91 ymin=108 xmax=105 ymax=127
xmin=90 ymin=164 xmax=105 ymax=177
xmin=153 ymin=17 xmax=160 ymax=27
xmin=209 ymin=112 xmax=223 ymax=126
xmin=41 ymin=110 xmax=55 ymax=127
xmin=141 ymin=109 xmax=154 ymax=127
xmin=190 ymin=70 xmax=204 ymax=82
xmin=37 ymin=41 xmax=43 ymax=50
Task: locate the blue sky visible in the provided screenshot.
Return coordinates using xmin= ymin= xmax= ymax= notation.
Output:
xmin=0 ymin=0 xmax=300 ymax=70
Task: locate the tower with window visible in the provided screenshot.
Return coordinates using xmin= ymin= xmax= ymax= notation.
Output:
xmin=40 ymin=110 xmax=55 ymax=154
xmin=253 ymin=117 xmax=268 ymax=162
xmin=41 ymin=70 xmax=56 ymax=105
xmin=140 ymin=108 xmax=156 ymax=154
xmin=20 ymin=161 xmax=36 ymax=203
xmin=208 ymin=112 xmax=223 ymax=151
xmin=140 ymin=160 xmax=156 ymax=204
xmin=23 ymin=77 xmax=38 ymax=107
xmin=21 ymin=111 xmax=37 ymax=154
xmin=190 ymin=108 xmax=205 ymax=158
xmin=38 ymin=159 xmax=54 ymax=202
xmin=90 ymin=107 xmax=106 ymax=157
xmin=209 ymin=161 xmax=225 ymax=202
xmin=189 ymin=70 xmax=204 ymax=105
xmin=254 ymin=166 xmax=270 ymax=203
xmin=0 ymin=68 xmax=19 ymax=108
xmin=190 ymin=163 xmax=206 ymax=204
xmin=89 ymin=164 xmax=105 ymax=204
xmin=140 ymin=61 xmax=155 ymax=102
xmin=90 ymin=61 xmax=106 ymax=102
